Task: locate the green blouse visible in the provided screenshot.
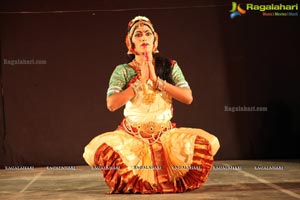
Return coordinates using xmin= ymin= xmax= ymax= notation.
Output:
xmin=107 ymin=61 xmax=190 ymax=96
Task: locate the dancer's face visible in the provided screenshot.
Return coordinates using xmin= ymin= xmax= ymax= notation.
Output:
xmin=131 ymin=25 xmax=154 ymax=55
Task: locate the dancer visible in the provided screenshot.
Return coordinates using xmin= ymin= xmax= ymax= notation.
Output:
xmin=83 ymin=16 xmax=220 ymax=193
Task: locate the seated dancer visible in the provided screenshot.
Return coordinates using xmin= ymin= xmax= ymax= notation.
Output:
xmin=83 ymin=16 xmax=220 ymax=194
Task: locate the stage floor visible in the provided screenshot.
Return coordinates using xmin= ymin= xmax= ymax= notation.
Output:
xmin=1 ymin=160 xmax=300 ymax=200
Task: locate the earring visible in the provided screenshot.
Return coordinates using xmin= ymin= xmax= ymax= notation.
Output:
xmin=153 ymin=49 xmax=159 ymax=54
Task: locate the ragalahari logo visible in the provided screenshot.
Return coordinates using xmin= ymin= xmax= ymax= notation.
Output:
xmin=230 ymin=2 xmax=247 ymax=19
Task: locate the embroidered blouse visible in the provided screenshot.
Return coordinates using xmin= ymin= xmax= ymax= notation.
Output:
xmin=107 ymin=61 xmax=190 ymax=97
xmin=106 ymin=61 xmax=191 ymax=124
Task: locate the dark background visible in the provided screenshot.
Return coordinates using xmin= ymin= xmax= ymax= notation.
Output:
xmin=0 ymin=0 xmax=299 ymax=167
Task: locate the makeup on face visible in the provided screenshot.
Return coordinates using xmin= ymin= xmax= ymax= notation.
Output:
xmin=131 ymin=26 xmax=154 ymax=55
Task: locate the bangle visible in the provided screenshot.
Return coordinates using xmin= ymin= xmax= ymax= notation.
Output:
xmin=156 ymin=77 xmax=166 ymax=91
xmin=130 ymin=79 xmax=142 ymax=95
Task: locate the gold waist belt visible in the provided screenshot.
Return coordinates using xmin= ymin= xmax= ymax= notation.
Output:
xmin=122 ymin=118 xmax=172 ymax=142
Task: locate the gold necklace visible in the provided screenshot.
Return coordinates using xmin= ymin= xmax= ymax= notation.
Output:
xmin=142 ymin=82 xmax=156 ymax=104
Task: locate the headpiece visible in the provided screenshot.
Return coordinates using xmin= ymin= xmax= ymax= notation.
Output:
xmin=125 ymin=16 xmax=159 ymax=54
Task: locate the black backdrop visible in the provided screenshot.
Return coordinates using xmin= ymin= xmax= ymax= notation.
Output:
xmin=0 ymin=0 xmax=299 ymax=167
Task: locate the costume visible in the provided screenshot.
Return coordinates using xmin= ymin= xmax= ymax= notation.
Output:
xmin=83 ymin=61 xmax=220 ymax=193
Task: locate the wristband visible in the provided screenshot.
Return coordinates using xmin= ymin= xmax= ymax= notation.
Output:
xmin=130 ymin=79 xmax=142 ymax=95
xmin=156 ymin=77 xmax=166 ymax=91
